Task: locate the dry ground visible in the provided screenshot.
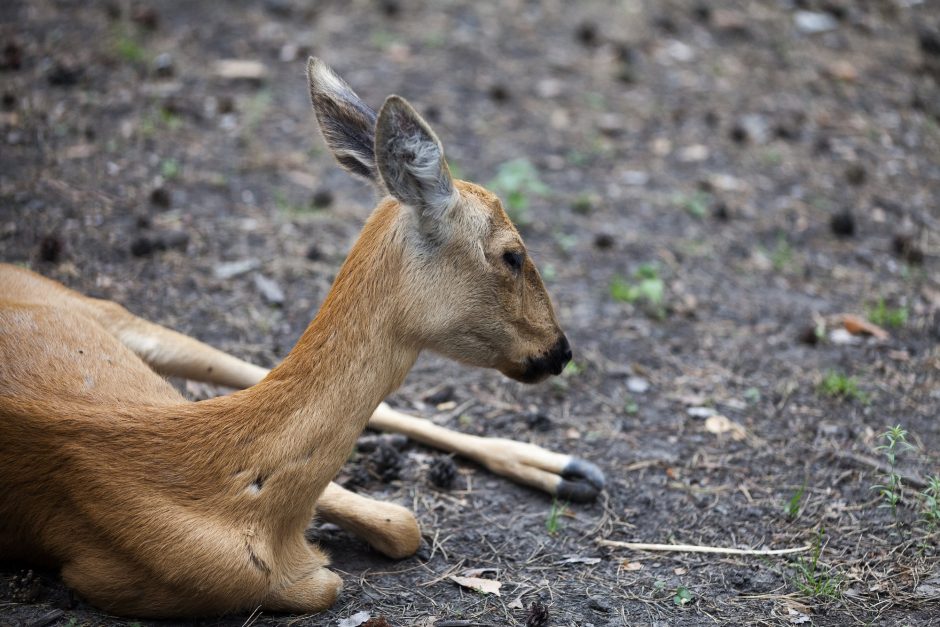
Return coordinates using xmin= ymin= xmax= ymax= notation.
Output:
xmin=2 ymin=0 xmax=939 ymax=625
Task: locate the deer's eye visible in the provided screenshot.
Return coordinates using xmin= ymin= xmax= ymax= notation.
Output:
xmin=502 ymin=250 xmax=524 ymax=272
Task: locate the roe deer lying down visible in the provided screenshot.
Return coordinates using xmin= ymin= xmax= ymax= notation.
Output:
xmin=0 ymin=58 xmax=604 ymax=617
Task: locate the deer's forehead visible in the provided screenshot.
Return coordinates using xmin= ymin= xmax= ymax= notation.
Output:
xmin=453 ymin=180 xmax=519 ymax=246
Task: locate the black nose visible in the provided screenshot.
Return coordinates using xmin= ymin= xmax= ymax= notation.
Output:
xmin=549 ymin=334 xmax=572 ymax=375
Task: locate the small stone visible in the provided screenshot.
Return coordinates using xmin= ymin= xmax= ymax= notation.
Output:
xmin=892 ymin=233 xmax=924 ymax=265
xmin=844 ymin=163 xmax=866 ymax=186
xmin=829 ymin=328 xmax=856 ymax=345
xmin=153 ymin=52 xmax=174 ymax=78
xmin=311 ymin=188 xmax=334 ymax=209
xmin=687 ymin=406 xmax=715 ymax=418
xmin=575 ymin=21 xmax=600 ymax=47
xmin=428 ymin=456 xmax=457 ymax=489
xmin=525 ymin=411 xmax=552 ymax=432
xmin=423 ymin=385 xmax=454 ymax=405
xmin=2 ymin=41 xmax=23 ymax=71
xmin=794 ymin=11 xmax=838 ymax=34
xmin=38 ymin=235 xmax=63 ymax=263
xmin=132 ymin=6 xmax=159 ymax=30
xmin=46 ymin=63 xmax=81 ymax=87
xmin=588 ymin=596 xmax=612 ymax=613
xmin=830 ymin=211 xmax=855 ymax=238
xmin=305 ymin=244 xmax=322 ymax=261
xmin=254 ymin=274 xmax=285 ymax=306
xmin=488 ymin=83 xmax=510 ymax=103
xmin=627 ymin=377 xmax=650 ymax=394
xmin=214 ymin=259 xmax=260 ymax=280
xmin=593 ymin=233 xmax=614 ymax=250
xmin=150 ymin=186 xmax=170 ymax=208
xmin=130 ymin=237 xmax=155 ymax=257
xmin=159 ymin=230 xmax=189 ymax=251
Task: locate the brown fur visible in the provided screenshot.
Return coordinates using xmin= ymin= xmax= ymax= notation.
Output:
xmin=0 ymin=60 xmax=568 ymax=618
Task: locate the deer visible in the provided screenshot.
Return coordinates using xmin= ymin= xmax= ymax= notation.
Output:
xmin=0 ymin=58 xmax=604 ymax=617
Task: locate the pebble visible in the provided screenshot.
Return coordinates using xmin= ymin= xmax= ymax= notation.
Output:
xmin=254 ymin=274 xmax=285 ymax=306
xmin=588 ymin=596 xmax=612 ymax=613
xmin=794 ymin=11 xmax=838 ymax=34
xmin=626 ymin=377 xmax=650 ymax=394
xmin=830 ymin=211 xmax=855 ymax=238
xmin=687 ymin=406 xmax=716 ymax=418
xmin=153 ymin=52 xmax=174 ymax=78
xmin=214 ymin=259 xmax=260 ymax=280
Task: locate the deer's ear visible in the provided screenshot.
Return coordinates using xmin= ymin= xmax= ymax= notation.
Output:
xmin=307 ymin=57 xmax=379 ymax=184
xmin=375 ymin=95 xmax=456 ymax=230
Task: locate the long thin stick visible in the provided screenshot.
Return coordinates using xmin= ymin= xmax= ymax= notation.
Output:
xmin=597 ymin=539 xmax=810 ymax=556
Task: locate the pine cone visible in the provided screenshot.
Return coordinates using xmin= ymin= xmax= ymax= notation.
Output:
xmin=525 ymin=600 xmax=550 ymax=627
xmin=428 ymin=456 xmax=457 ymax=489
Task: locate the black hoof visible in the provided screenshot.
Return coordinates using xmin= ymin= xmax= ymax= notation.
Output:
xmin=555 ymin=458 xmax=606 ymax=502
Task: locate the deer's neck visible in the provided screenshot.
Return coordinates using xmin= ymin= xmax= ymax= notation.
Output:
xmin=195 ymin=201 xmax=417 ymax=524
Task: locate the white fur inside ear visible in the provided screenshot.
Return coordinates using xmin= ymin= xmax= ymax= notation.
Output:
xmin=398 ymin=134 xmax=456 ymax=218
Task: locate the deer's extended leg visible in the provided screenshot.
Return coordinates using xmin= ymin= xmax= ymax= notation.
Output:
xmin=88 ymin=303 xmax=604 ymax=502
xmin=316 ymin=483 xmax=421 ymax=559
xmin=370 ymin=403 xmax=606 ymax=502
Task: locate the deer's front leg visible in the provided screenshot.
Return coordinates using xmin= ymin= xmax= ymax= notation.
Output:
xmin=369 ymin=403 xmax=606 ymax=502
xmin=316 ymin=483 xmax=421 ymax=559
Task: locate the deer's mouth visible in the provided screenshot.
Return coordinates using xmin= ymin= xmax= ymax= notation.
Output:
xmin=501 ymin=335 xmax=572 ymax=384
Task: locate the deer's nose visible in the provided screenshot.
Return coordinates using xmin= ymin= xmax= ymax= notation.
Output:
xmin=547 ymin=334 xmax=572 ymax=375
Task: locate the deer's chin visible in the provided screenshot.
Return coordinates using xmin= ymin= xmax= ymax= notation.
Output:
xmin=498 ymin=361 xmax=553 ymax=384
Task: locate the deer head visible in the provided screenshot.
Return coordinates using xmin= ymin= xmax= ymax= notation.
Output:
xmin=307 ymin=58 xmax=570 ymax=383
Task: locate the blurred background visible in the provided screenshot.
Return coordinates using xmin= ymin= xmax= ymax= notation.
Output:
xmin=1 ymin=1 xmax=939 ymax=625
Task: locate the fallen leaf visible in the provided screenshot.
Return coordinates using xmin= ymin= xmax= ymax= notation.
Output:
xmin=674 ymin=567 xmax=687 ymax=575
xmin=622 ymin=560 xmax=643 ymax=571
xmin=704 ymin=415 xmax=746 ymax=440
xmin=841 ymin=314 xmax=889 ymax=340
xmin=450 ymin=576 xmax=502 ymax=596
xmin=507 ymin=594 xmax=525 ymax=609
xmin=557 ymin=555 xmax=602 ymax=565
xmin=337 ymin=610 xmax=371 ymax=627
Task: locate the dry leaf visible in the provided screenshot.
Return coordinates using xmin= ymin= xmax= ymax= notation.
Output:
xmin=622 ymin=560 xmax=643 ymax=571
xmin=507 ymin=594 xmax=525 ymax=609
xmin=674 ymin=567 xmax=687 ymax=575
xmin=704 ymin=415 xmax=747 ymax=441
xmin=557 ymin=555 xmax=602 ymax=565
xmin=841 ymin=314 xmax=889 ymax=340
xmin=450 ymin=576 xmax=502 ymax=596
xmin=337 ymin=610 xmax=371 ymax=627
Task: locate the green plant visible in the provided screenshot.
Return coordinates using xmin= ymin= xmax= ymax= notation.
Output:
xmin=610 ymin=263 xmax=665 ymax=317
xmin=871 ymin=425 xmax=914 ymax=515
xmin=673 ymin=585 xmax=692 ymax=606
xmin=770 ymin=235 xmax=794 ymax=272
xmin=545 ymin=498 xmax=566 ymax=535
xmin=785 ymin=482 xmax=807 ymax=521
xmin=562 ymin=361 xmax=583 ymax=377
xmin=624 ymin=400 xmax=639 ymax=415
xmin=488 ymin=159 xmax=549 ymax=225
xmin=160 ymin=158 xmax=180 ymax=179
xmin=867 ymin=299 xmax=908 ymax=329
xmin=818 ymin=371 xmax=866 ymax=403
xmin=113 ymin=31 xmax=146 ymax=64
xmin=920 ymin=476 xmax=940 ymax=531
xmin=792 ymin=529 xmax=843 ymax=600
xmin=677 ymin=192 xmax=709 ymax=219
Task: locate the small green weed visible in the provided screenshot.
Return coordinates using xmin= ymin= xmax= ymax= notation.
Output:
xmin=488 ymin=158 xmax=550 ymax=225
xmin=920 ymin=476 xmax=940 ymax=531
xmin=673 ymin=585 xmax=693 ymax=606
xmin=610 ymin=263 xmax=665 ymax=317
xmin=770 ymin=235 xmax=794 ymax=272
xmin=113 ymin=32 xmax=147 ymax=64
xmin=160 ymin=158 xmax=181 ymax=179
xmin=562 ymin=361 xmax=583 ymax=377
xmin=871 ymin=425 xmax=914 ymax=515
xmin=792 ymin=529 xmax=843 ymax=601
xmin=867 ymin=299 xmax=908 ymax=329
xmin=624 ymin=400 xmax=639 ymax=415
xmin=677 ymin=191 xmax=710 ymax=219
xmin=545 ymin=499 xmax=567 ymax=535
xmin=785 ymin=482 xmax=807 ymax=521
xmin=818 ymin=371 xmax=866 ymax=403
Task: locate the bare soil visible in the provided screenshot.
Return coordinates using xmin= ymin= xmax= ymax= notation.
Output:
xmin=2 ymin=1 xmax=939 ymax=625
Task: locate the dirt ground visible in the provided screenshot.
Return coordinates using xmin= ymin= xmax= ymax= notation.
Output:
xmin=2 ymin=0 xmax=940 ymax=625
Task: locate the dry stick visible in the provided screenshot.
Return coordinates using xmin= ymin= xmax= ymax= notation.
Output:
xmin=597 ymin=539 xmax=811 ymax=556
xmin=828 ymin=450 xmax=930 ymax=489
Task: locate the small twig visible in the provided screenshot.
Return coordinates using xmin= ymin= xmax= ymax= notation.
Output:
xmin=597 ymin=539 xmax=810 ymax=556
xmin=828 ymin=450 xmax=929 ymax=489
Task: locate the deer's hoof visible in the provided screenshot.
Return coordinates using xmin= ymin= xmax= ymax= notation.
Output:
xmin=556 ymin=458 xmax=606 ymax=502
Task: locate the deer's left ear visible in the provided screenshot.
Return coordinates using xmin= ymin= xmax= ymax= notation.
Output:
xmin=375 ymin=96 xmax=456 ymax=232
